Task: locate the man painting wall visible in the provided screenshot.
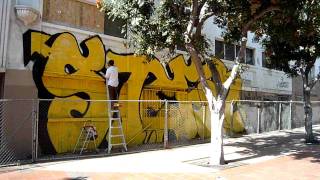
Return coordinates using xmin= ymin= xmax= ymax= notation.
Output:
xmin=105 ymin=60 xmax=119 ymax=110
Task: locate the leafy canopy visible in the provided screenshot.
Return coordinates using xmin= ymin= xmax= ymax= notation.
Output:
xmin=99 ymin=0 xmax=299 ymax=65
xmin=100 ymin=0 xmax=199 ymax=58
xmin=262 ymin=0 xmax=320 ymax=77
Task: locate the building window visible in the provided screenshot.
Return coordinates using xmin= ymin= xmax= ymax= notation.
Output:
xmin=262 ymin=51 xmax=275 ymax=69
xmin=262 ymin=51 xmax=283 ymax=70
xmin=177 ymin=44 xmax=187 ymax=51
xmin=104 ymin=15 xmax=127 ymax=38
xmin=236 ymin=45 xmax=241 ymax=58
xmin=262 ymin=52 xmax=266 ymax=67
xmin=215 ymin=40 xmax=255 ymax=65
xmin=246 ymin=48 xmax=254 ymax=65
xmin=215 ymin=40 xmax=224 ymax=60
xmin=225 ymin=43 xmax=235 ymax=61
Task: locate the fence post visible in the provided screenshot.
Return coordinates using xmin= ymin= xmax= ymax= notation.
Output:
xmin=202 ymin=103 xmax=206 ymax=140
xmin=278 ymin=102 xmax=282 ymax=131
xmin=164 ymin=99 xmax=168 ymax=148
xmin=31 ymin=99 xmax=36 ymax=162
xmin=289 ymin=100 xmax=292 ymax=129
xmin=230 ymin=101 xmax=234 ymax=137
xmin=35 ymin=99 xmax=39 ymax=161
xmin=257 ymin=103 xmax=260 ymax=134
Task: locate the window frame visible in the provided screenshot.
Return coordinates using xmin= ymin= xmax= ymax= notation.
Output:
xmin=245 ymin=48 xmax=254 ymax=65
xmin=225 ymin=43 xmax=235 ymax=61
xmin=214 ymin=39 xmax=255 ymax=65
xmin=214 ymin=40 xmax=225 ymax=60
xmin=104 ymin=14 xmax=127 ymax=39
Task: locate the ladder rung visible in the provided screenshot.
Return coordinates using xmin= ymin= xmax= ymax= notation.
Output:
xmin=111 ymin=134 xmax=124 ymax=137
xmin=107 ymin=108 xmax=126 ymax=153
xmin=110 ymin=143 xmax=126 ymax=146
xmin=110 ymin=126 xmax=122 ymax=128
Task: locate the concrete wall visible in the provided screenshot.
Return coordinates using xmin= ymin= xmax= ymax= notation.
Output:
xmin=2 ymin=69 xmax=37 ymax=159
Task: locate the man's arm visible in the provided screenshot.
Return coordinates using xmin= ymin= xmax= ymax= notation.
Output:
xmin=98 ymin=71 xmax=105 ymax=77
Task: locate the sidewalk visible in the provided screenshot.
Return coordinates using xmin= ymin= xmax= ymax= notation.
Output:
xmin=1 ymin=126 xmax=319 ymax=180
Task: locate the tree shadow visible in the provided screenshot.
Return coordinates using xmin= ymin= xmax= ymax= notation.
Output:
xmin=63 ymin=177 xmax=88 ymax=180
xmin=224 ymin=128 xmax=320 ymax=164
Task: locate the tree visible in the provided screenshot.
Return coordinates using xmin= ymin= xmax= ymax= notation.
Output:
xmin=98 ymin=0 xmax=284 ymax=165
xmin=261 ymin=0 xmax=320 ymax=143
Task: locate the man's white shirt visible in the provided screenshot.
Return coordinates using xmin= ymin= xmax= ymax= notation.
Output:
xmin=105 ymin=66 xmax=119 ymax=87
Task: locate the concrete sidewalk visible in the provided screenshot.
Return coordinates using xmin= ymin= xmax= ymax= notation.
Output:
xmin=1 ymin=126 xmax=319 ymax=179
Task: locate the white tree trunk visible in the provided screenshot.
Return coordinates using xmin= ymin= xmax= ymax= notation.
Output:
xmin=209 ymin=96 xmax=225 ymax=165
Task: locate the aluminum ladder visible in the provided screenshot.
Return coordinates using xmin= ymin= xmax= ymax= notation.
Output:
xmin=107 ymin=108 xmax=127 ymax=154
xmin=73 ymin=121 xmax=98 ymax=155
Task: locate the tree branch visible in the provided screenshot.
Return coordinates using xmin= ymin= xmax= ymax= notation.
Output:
xmin=243 ymin=5 xmax=280 ymax=33
xmin=196 ymin=12 xmax=214 ymax=37
xmin=186 ymin=43 xmax=209 ymax=87
xmin=300 ymin=67 xmax=310 ymax=91
xmin=207 ymin=60 xmax=222 ymax=94
xmin=184 ymin=0 xmax=198 ymax=43
xmin=185 ymin=42 xmax=217 ymax=107
xmin=221 ymin=62 xmax=241 ymax=100
xmin=221 ymin=5 xmax=281 ymax=100
xmin=195 ymin=1 xmax=216 ymax=37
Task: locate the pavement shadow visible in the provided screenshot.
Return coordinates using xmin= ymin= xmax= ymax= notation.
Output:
xmin=63 ymin=177 xmax=88 ymax=180
xmin=224 ymin=128 xmax=320 ymax=164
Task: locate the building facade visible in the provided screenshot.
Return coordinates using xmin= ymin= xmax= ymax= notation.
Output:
xmin=1 ymin=0 xmax=294 ymax=101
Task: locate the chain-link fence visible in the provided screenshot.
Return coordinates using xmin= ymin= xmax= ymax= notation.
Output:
xmin=234 ymin=101 xmax=320 ymax=134
xmin=36 ymin=99 xmax=169 ymax=161
xmin=236 ymin=101 xmax=292 ymax=134
xmin=0 ymin=100 xmax=37 ymax=167
xmin=0 ymin=99 xmax=320 ymax=166
xmin=166 ymin=101 xmax=209 ymax=147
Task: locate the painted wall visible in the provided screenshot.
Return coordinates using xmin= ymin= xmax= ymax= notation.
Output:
xmin=23 ymin=30 xmax=244 ymax=154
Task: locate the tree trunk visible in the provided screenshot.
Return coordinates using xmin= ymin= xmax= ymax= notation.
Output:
xmin=303 ymin=85 xmax=315 ymax=143
xmin=184 ymin=41 xmax=233 ymax=164
xmin=209 ymin=96 xmax=225 ymax=165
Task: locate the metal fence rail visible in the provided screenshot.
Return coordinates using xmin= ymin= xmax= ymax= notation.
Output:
xmin=0 ymin=99 xmax=319 ymax=166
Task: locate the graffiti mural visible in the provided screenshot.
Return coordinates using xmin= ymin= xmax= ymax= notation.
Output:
xmin=23 ymin=30 xmax=244 ymax=154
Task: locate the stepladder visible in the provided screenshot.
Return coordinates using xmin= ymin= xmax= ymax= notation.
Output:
xmin=73 ymin=121 xmax=98 ymax=155
xmin=107 ymin=106 xmax=128 ymax=154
